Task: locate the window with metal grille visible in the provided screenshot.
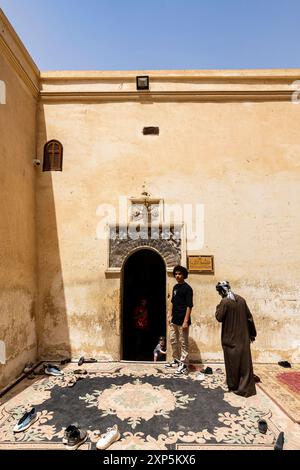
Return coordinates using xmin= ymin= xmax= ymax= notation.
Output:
xmin=43 ymin=140 xmax=63 ymax=171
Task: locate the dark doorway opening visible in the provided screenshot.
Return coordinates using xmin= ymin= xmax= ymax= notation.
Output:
xmin=122 ymin=249 xmax=166 ymax=361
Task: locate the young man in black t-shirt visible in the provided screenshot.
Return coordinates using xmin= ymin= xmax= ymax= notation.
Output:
xmin=165 ymin=265 xmax=193 ymax=375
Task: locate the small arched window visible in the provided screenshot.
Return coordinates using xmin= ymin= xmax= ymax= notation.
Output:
xmin=43 ymin=140 xmax=63 ymax=171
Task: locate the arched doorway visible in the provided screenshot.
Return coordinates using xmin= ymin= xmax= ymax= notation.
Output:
xmin=122 ymin=249 xmax=166 ymax=361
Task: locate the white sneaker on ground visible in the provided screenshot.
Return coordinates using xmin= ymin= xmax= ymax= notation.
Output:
xmin=195 ymin=372 xmax=205 ymax=381
xmin=13 ymin=408 xmax=38 ymax=433
xmin=175 ymin=363 xmax=188 ymax=375
xmin=164 ymin=359 xmax=180 ymax=368
xmin=44 ymin=364 xmax=64 ymax=376
xmin=96 ymin=425 xmax=120 ymax=450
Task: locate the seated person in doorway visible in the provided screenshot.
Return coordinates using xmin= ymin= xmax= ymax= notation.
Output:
xmin=133 ymin=298 xmax=150 ymax=359
xmin=153 ymin=336 xmax=167 ymax=361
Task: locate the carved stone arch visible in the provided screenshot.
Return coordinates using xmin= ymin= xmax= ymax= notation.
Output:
xmin=107 ymin=224 xmax=185 ymax=272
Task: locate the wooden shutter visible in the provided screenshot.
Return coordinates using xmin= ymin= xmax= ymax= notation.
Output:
xmin=43 ymin=140 xmax=63 ymax=171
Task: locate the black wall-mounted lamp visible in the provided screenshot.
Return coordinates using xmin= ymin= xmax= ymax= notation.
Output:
xmin=136 ymin=75 xmax=149 ymax=90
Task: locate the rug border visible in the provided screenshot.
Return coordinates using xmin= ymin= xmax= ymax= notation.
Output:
xmin=257 ymin=383 xmax=300 ymax=424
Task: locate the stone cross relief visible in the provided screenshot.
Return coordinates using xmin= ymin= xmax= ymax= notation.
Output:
xmin=131 ymin=202 xmax=160 ymax=224
xmin=108 ymin=198 xmax=182 ymax=269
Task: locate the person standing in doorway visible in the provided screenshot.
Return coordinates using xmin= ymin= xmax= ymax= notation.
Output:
xmin=215 ymin=281 xmax=257 ymax=397
xmin=133 ymin=298 xmax=150 ymax=360
xmin=165 ymin=265 xmax=193 ymax=375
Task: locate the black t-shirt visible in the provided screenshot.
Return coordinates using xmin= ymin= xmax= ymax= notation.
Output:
xmin=171 ymin=282 xmax=193 ymax=326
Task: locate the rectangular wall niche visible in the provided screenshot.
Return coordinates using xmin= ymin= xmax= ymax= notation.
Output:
xmin=143 ymin=127 xmax=159 ymax=135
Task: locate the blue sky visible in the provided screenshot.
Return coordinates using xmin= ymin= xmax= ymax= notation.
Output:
xmin=1 ymin=0 xmax=300 ymax=70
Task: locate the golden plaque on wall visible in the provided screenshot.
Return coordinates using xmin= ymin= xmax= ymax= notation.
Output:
xmin=187 ymin=255 xmax=214 ymax=274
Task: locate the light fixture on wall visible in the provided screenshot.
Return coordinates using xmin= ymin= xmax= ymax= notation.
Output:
xmin=136 ymin=75 xmax=149 ymax=90
xmin=32 ymin=158 xmax=41 ymax=167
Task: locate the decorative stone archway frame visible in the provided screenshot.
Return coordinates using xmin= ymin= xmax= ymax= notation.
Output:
xmin=106 ymin=224 xmax=187 ymax=273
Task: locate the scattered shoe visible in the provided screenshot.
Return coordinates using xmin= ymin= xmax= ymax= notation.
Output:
xmin=84 ymin=357 xmax=97 ymax=363
xmin=44 ymin=364 xmax=64 ymax=376
xmin=13 ymin=407 xmax=38 ymax=433
xmin=278 ymin=361 xmax=291 ymax=368
xmin=175 ymin=363 xmax=188 ymax=375
xmin=254 ymin=374 xmax=261 ymax=383
xmin=27 ymin=373 xmax=36 ymax=380
xmin=73 ymin=369 xmax=87 ymax=375
xmin=34 ymin=367 xmax=46 ymax=375
xmin=66 ymin=427 xmax=87 ymax=450
xmin=96 ymin=425 xmax=120 ymax=450
xmin=23 ymin=362 xmax=34 ymax=374
xmin=61 ymin=358 xmax=71 ymax=365
xmin=203 ymin=366 xmax=213 ymax=375
xmin=195 ymin=372 xmax=205 ymax=381
xmin=62 ymin=423 xmax=79 ymax=444
xmin=78 ymin=356 xmax=85 ymax=366
xmin=274 ymin=431 xmax=284 ymax=450
xmin=67 ymin=378 xmax=78 ymax=387
xmin=165 ymin=359 xmax=180 ymax=368
xmin=68 ymin=376 xmax=85 ymax=387
xmin=76 ymin=376 xmax=85 ymax=381
xmin=215 ymin=368 xmax=223 ymax=373
xmin=258 ymin=419 xmax=268 ymax=434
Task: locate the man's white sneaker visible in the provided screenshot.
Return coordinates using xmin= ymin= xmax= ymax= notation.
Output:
xmin=175 ymin=364 xmax=188 ymax=375
xmin=164 ymin=359 xmax=180 ymax=368
xmin=195 ymin=372 xmax=205 ymax=381
xmin=96 ymin=425 xmax=120 ymax=450
xmin=13 ymin=408 xmax=38 ymax=433
xmin=44 ymin=364 xmax=64 ymax=376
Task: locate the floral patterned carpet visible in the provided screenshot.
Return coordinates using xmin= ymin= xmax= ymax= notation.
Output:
xmin=0 ymin=363 xmax=298 ymax=450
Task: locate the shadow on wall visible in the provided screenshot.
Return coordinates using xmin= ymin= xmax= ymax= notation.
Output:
xmin=189 ymin=336 xmax=203 ymax=364
xmin=36 ymin=104 xmax=70 ymax=359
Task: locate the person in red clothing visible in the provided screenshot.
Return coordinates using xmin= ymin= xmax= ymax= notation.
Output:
xmin=133 ymin=298 xmax=150 ymax=359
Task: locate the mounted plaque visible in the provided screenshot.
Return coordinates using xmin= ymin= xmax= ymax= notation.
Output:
xmin=187 ymin=255 xmax=214 ymax=274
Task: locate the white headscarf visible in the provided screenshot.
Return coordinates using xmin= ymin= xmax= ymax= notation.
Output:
xmin=217 ymin=281 xmax=236 ymax=301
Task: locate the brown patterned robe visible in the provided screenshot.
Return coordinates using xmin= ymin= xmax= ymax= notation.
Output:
xmin=215 ymin=294 xmax=257 ymax=397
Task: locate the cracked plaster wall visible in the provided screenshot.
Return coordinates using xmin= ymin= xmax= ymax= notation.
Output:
xmin=0 ymin=52 xmax=38 ymax=388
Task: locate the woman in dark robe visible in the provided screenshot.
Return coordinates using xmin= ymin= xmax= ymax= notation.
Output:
xmin=215 ymin=281 xmax=257 ymax=398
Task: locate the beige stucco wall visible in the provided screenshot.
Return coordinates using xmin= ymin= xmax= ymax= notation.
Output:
xmin=36 ymin=75 xmax=300 ymax=363
xmin=1 ymin=9 xmax=300 ymax=391
xmin=0 ymin=11 xmax=39 ymax=388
